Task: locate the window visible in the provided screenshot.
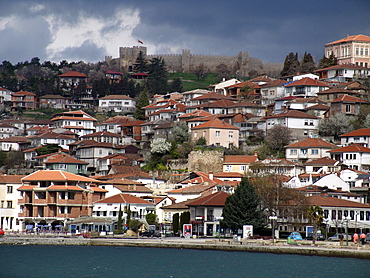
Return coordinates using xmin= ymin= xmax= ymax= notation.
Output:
xmin=194 ymin=132 xmax=197 ymax=138
xmin=225 ymin=165 xmax=232 ymax=172
xmin=332 ymin=210 xmax=336 ymax=220
xmin=7 ymin=186 xmax=13 ymax=193
xmin=346 ymin=105 xmax=351 ymax=113
xmin=311 ymin=149 xmax=318 ymax=155
xmin=59 ymin=164 xmax=66 ymax=169
xmin=304 ymin=120 xmax=308 ymax=126
xmin=229 ymin=131 xmax=233 ymax=138
xmin=67 ymin=192 xmax=75 ymax=199
xmin=216 ymin=131 xmax=220 ymax=137
xmin=7 ymin=201 xmax=12 ymax=208
xmin=290 ymin=149 xmax=297 ymax=155
xmin=240 ymin=165 xmax=247 ymax=171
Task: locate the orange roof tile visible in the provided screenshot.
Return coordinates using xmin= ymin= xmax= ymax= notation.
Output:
xmin=186 ymin=191 xmax=229 ymax=207
xmin=224 ymin=155 xmax=258 ymax=164
xmin=191 ymin=118 xmax=239 ymax=130
xmin=94 ymin=193 xmax=153 ymax=204
xmin=0 ymin=174 xmax=25 ymax=184
xmin=328 ymin=144 xmax=370 ymax=153
xmin=22 ymin=170 xmax=101 ymax=183
xmin=307 ymin=195 xmax=370 ymax=208
xmin=59 ymin=71 xmax=87 ymax=77
xmin=325 ymin=34 xmax=370 ymax=46
xmin=304 ymin=157 xmax=339 ymax=166
xmin=45 ymin=153 xmax=88 ymax=164
xmin=167 ymin=185 xmax=214 ymax=194
xmin=331 ymin=95 xmax=368 ymax=104
xmin=285 ymin=138 xmax=337 ymax=148
xmin=284 ymin=77 xmax=329 ymax=87
xmin=264 ymin=110 xmax=318 ymax=119
xmin=340 ymin=128 xmax=370 ymax=137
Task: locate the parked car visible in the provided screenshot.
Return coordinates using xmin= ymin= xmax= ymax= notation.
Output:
xmin=0 ymin=228 xmax=4 ymax=236
xmin=306 ymin=232 xmax=325 ymax=241
xmin=140 ymin=230 xmax=160 ymax=238
xmin=288 ymin=232 xmax=303 ymax=240
xmin=366 ymin=233 xmax=370 ymax=243
xmin=328 ymin=233 xmax=352 ymax=241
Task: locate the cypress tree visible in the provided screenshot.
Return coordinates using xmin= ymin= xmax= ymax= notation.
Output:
xmin=133 ymin=88 xmax=149 ymax=120
xmin=172 ymin=213 xmax=180 ymax=233
xmin=222 ymin=178 xmax=265 ymax=233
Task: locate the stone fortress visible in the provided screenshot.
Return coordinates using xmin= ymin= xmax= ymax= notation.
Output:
xmin=105 ymin=46 xmax=282 ymax=77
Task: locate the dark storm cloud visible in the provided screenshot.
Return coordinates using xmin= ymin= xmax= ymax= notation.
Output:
xmin=0 ymin=0 xmax=369 ymax=64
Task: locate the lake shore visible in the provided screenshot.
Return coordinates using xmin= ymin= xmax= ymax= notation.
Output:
xmin=1 ymin=234 xmax=370 ymax=260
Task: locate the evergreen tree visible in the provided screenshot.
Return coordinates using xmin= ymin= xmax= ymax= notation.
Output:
xmin=116 ymin=204 xmax=124 ymax=234
xmin=168 ymin=77 xmax=183 ymax=93
xmin=146 ymin=57 xmax=168 ymax=96
xmin=280 ymin=52 xmax=300 ymax=76
xmin=300 ymin=52 xmax=316 ymax=73
xmin=133 ymin=88 xmax=149 ymax=120
xmin=172 ymin=213 xmax=180 ymax=233
xmin=318 ymin=53 xmax=338 ymax=69
xmin=180 ymin=211 xmax=190 ymax=229
xmin=222 ymin=178 xmax=265 ymax=233
xmin=133 ymin=50 xmax=148 ymax=73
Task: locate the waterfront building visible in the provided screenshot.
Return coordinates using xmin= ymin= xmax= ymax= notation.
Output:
xmin=17 ymin=170 xmax=105 ymax=229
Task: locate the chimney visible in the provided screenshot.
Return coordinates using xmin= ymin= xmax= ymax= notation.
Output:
xmin=254 ymin=151 xmax=258 ymax=157
xmin=209 ymin=171 xmax=214 ymax=181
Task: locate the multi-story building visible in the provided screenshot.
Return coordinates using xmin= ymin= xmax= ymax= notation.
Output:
xmin=50 ymin=110 xmax=97 ymax=136
xmin=11 ymin=91 xmax=38 ymax=110
xmin=17 ymin=170 xmax=105 ymax=229
xmin=98 ymin=95 xmax=136 ymax=113
xmin=324 ymin=34 xmax=370 ymax=67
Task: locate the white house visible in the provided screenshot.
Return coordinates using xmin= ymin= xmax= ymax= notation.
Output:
xmin=340 ymin=128 xmax=370 ymax=148
xmin=264 ymin=110 xmax=320 ymax=140
xmin=209 ymin=78 xmax=241 ymax=95
xmin=313 ymin=173 xmax=350 ymax=192
xmin=0 ymin=87 xmax=13 ymax=102
xmin=93 ymin=193 xmax=155 ymax=221
xmin=285 ymin=138 xmax=338 ymax=163
xmin=328 ymin=144 xmax=370 ymax=172
xmin=0 ymin=136 xmax=31 ymax=152
xmin=0 ymin=174 xmax=24 ymax=231
xmin=50 ymin=110 xmax=97 ymax=137
xmin=259 ymin=79 xmax=286 ymax=105
xmin=98 ymin=95 xmax=136 ymax=113
xmin=283 ymin=77 xmax=329 ymax=98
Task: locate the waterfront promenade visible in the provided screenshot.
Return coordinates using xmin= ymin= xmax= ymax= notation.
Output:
xmin=1 ymin=234 xmax=370 ymax=260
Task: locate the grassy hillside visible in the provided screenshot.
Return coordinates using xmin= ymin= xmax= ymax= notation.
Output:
xmin=168 ymin=73 xmax=219 ymax=91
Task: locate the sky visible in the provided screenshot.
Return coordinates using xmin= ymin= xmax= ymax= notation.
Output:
xmin=0 ymin=0 xmax=369 ymax=65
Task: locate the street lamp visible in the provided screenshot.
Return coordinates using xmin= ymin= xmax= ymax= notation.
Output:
xmin=343 ymin=216 xmax=351 ymax=246
xmin=269 ymin=216 xmax=277 ymax=245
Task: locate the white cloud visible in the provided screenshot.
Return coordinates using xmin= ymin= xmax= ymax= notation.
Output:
xmin=0 ymin=16 xmax=14 ymax=31
xmin=29 ymin=4 xmax=45 ymax=13
xmin=44 ymin=8 xmax=141 ymax=61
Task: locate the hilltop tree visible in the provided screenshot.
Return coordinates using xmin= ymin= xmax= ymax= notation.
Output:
xmin=318 ymin=113 xmax=355 ymax=140
xmin=133 ymin=88 xmax=149 ymax=120
xmin=133 ymin=50 xmax=148 ymax=73
xmin=193 ymin=63 xmax=208 ymax=81
xmin=281 ymin=52 xmax=300 ymax=76
xmin=168 ymin=77 xmax=183 ymax=93
xmin=265 ymin=125 xmax=292 ymax=157
xmin=146 ymin=57 xmax=168 ymax=96
xmin=300 ymin=52 xmax=316 ymax=73
xmin=222 ymin=178 xmax=264 ymax=233
xmin=318 ymin=53 xmax=338 ymax=69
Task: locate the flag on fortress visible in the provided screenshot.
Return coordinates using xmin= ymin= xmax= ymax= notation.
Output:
xmin=138 ymin=40 xmax=143 ymax=44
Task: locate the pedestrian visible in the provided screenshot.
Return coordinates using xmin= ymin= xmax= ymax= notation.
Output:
xmin=339 ymin=233 xmax=344 ymax=246
xmin=353 ymin=233 xmax=359 ymax=244
xmin=360 ymin=233 xmax=366 ymax=245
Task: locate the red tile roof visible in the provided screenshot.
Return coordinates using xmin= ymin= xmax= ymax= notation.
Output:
xmin=307 ymin=195 xmax=370 ymax=208
xmin=328 ymin=144 xmax=370 ymax=153
xmin=213 ymin=172 xmax=243 ymax=178
xmin=264 ymin=110 xmax=319 ymax=119
xmin=12 ymin=90 xmax=36 ymax=96
xmin=331 ymin=95 xmax=368 ymax=104
xmin=186 ymin=191 xmax=230 ymax=207
xmin=191 ymin=118 xmax=239 ymax=130
xmin=325 ymin=34 xmax=370 ymax=46
xmin=285 ymin=138 xmax=337 ymax=148
xmin=224 ymin=155 xmax=258 ymax=164
xmin=284 ymin=78 xmax=329 ymax=87
xmin=0 ymin=174 xmax=25 ymax=184
xmin=303 ymin=157 xmax=339 ymax=166
xmin=45 ymin=153 xmax=88 ymax=164
xmin=94 ymin=193 xmax=153 ymax=204
xmin=22 ymin=170 xmax=101 ymax=183
xmin=167 ymin=185 xmax=214 ymax=194
xmin=340 ymin=128 xmax=370 ymax=137
xmin=59 ymin=71 xmax=87 ymax=77
xmin=99 ymin=95 xmax=133 ymax=100
xmin=317 ymin=88 xmax=357 ymax=95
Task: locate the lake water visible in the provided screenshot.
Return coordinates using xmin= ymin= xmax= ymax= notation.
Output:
xmin=0 ymin=245 xmax=369 ymax=278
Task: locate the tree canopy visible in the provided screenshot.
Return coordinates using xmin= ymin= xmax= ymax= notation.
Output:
xmin=222 ymin=178 xmax=264 ymax=233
